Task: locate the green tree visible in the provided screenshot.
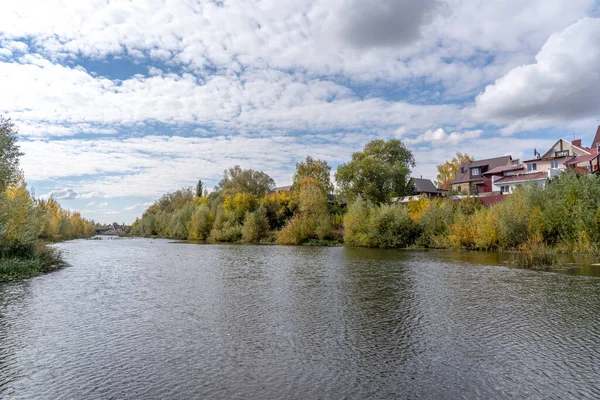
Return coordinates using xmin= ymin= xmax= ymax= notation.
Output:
xmin=215 ymin=166 xmax=275 ymax=197
xmin=335 ymin=139 xmax=415 ymax=205
xmin=196 ymin=180 xmax=204 ymax=197
xmin=292 ymin=156 xmax=333 ymax=194
xmin=435 ymin=152 xmax=473 ymax=190
xmin=0 ymin=116 xmax=23 ymax=190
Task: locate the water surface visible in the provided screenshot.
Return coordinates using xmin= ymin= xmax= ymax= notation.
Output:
xmin=1 ymin=238 xmax=599 ymax=399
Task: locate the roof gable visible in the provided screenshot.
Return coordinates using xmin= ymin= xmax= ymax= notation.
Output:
xmin=412 ymin=178 xmax=438 ymax=193
xmin=540 ymin=139 xmax=590 ymax=159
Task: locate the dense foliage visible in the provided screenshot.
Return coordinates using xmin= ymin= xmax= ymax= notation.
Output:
xmin=134 ymin=137 xmax=600 ymax=267
xmin=335 ymin=139 xmax=415 ymax=204
xmin=132 ymin=163 xmax=340 ymax=245
xmin=0 ymin=118 xmax=95 ymax=281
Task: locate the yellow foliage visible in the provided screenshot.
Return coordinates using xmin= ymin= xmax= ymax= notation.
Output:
xmin=472 ymin=208 xmax=498 ymax=250
xmin=407 ymin=197 xmax=430 ymax=222
xmin=449 ymin=214 xmax=475 ymax=248
xmin=223 ymin=192 xmax=258 ymax=221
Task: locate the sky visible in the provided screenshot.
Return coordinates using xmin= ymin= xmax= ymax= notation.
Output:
xmin=1 ymin=0 xmax=599 ymax=224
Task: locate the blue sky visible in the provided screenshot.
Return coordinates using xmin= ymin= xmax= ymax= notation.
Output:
xmin=1 ymin=0 xmax=599 ymax=223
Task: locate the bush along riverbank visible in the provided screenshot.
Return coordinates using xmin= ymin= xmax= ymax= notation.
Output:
xmin=0 ymin=117 xmax=95 ymax=282
xmin=132 ymin=139 xmax=600 ymax=270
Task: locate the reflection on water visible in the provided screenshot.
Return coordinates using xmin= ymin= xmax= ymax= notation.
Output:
xmin=0 ymin=238 xmax=599 ymax=399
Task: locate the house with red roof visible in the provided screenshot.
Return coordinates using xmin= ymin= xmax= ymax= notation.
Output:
xmin=488 ymin=130 xmax=600 ymax=194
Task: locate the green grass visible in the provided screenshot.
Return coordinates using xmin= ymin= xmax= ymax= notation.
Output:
xmin=0 ymin=245 xmax=66 ymax=282
xmin=509 ymin=245 xmax=560 ymax=270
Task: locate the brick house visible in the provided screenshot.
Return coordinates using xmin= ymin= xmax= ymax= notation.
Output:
xmin=451 ymin=156 xmax=513 ymax=194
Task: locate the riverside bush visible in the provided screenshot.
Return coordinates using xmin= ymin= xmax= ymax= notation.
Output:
xmin=242 ymin=207 xmax=269 ymax=243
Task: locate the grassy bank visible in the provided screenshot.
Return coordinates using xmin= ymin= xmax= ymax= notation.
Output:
xmin=0 ymin=244 xmax=66 ymax=282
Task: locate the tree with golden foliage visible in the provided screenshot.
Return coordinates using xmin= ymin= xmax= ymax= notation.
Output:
xmin=435 ymin=152 xmax=473 ymax=190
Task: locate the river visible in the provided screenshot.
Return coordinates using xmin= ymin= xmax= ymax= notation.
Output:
xmin=1 ymin=238 xmax=599 ymax=399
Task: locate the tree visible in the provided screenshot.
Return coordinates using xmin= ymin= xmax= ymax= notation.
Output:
xmin=0 ymin=116 xmax=23 ymax=190
xmin=196 ymin=180 xmax=203 ymax=197
xmin=335 ymin=139 xmax=415 ymax=205
xmin=292 ymin=156 xmax=333 ymax=194
xmin=435 ymin=152 xmax=473 ymax=190
xmin=215 ymin=165 xmax=275 ymax=197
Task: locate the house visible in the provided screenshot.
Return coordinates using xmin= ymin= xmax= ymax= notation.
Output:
xmin=395 ymin=177 xmax=443 ymax=203
xmin=565 ymin=126 xmax=600 ymax=173
xmin=521 ymin=138 xmax=592 ymax=175
xmin=489 ymin=136 xmax=598 ymax=194
xmin=451 ymin=156 xmax=513 ymax=194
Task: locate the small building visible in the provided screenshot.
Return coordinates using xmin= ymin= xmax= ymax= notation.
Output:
xmin=451 ymin=156 xmax=513 ymax=194
xmin=395 ymin=177 xmax=443 ymax=204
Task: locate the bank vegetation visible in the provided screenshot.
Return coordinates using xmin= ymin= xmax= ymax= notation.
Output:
xmin=0 ymin=117 xmax=95 ymax=281
xmin=133 ymin=139 xmax=600 ymax=269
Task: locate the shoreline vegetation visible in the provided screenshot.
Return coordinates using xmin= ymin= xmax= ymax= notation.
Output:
xmin=0 ymin=117 xmax=95 ymax=282
xmin=132 ymin=140 xmax=600 ymax=271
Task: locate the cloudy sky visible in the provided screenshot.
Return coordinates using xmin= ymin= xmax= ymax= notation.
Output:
xmin=1 ymin=0 xmax=599 ymax=223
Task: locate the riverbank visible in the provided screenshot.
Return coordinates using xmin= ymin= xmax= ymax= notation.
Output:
xmin=0 ymin=243 xmax=66 ymax=282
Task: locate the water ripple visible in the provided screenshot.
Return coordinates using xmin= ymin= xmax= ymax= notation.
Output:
xmin=0 ymin=240 xmax=598 ymax=399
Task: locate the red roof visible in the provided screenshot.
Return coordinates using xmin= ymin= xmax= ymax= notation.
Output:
xmin=565 ymin=153 xmax=600 ymax=165
xmin=494 ymin=172 xmax=547 ymax=184
xmin=483 ymin=164 xmax=525 ymax=175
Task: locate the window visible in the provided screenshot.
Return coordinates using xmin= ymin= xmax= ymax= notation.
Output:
xmin=457 ymin=186 xmax=461 ymax=193
xmin=551 ymin=160 xmax=558 ymax=169
xmin=471 ymin=167 xmax=480 ymax=175
xmin=501 ymin=185 xmax=510 ymax=193
xmin=555 ymin=150 xmax=569 ymax=157
xmin=527 ymin=163 xmax=537 ymax=171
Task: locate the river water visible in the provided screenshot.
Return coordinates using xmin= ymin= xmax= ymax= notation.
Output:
xmin=1 ymin=238 xmax=599 ymax=399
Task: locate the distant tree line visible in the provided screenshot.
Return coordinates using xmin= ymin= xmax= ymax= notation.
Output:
xmin=134 ymin=136 xmax=600 ymax=263
xmin=132 ymin=139 xmax=417 ymax=244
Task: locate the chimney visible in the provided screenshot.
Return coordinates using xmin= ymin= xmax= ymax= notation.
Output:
xmin=572 ymin=139 xmax=582 ymax=148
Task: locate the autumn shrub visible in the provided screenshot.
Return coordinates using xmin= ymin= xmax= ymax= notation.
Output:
xmin=416 ymin=198 xmax=455 ymax=248
xmin=471 ymin=207 xmax=498 ymax=250
xmin=342 ymin=197 xmax=372 ymax=247
xmin=210 ymin=223 xmax=243 ymax=242
xmin=167 ymin=202 xmax=194 ymax=239
xmin=315 ymin=214 xmax=334 ymax=240
xmin=448 ymin=214 xmax=475 ymax=249
xmin=260 ymin=190 xmax=295 ymax=229
xmin=276 ymin=215 xmax=316 ymax=245
xmin=223 ymin=192 xmax=258 ymax=223
xmin=407 ymin=197 xmax=430 ymax=222
xmin=187 ymin=205 xmax=213 ymax=240
xmin=366 ymin=204 xmax=421 ymax=248
xmin=242 ymin=207 xmax=269 ymax=243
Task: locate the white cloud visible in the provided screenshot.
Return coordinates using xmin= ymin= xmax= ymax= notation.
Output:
xmin=0 ymin=0 xmax=594 ymax=91
xmin=39 ymin=188 xmax=78 ymax=200
xmin=98 ymin=202 xmax=108 ymax=208
xmin=475 ymin=17 xmax=600 ymax=133
xmin=103 ymin=211 xmax=121 ymax=215
xmin=86 ymin=201 xmax=95 ymax=207
xmin=403 ymin=128 xmax=482 ymax=145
